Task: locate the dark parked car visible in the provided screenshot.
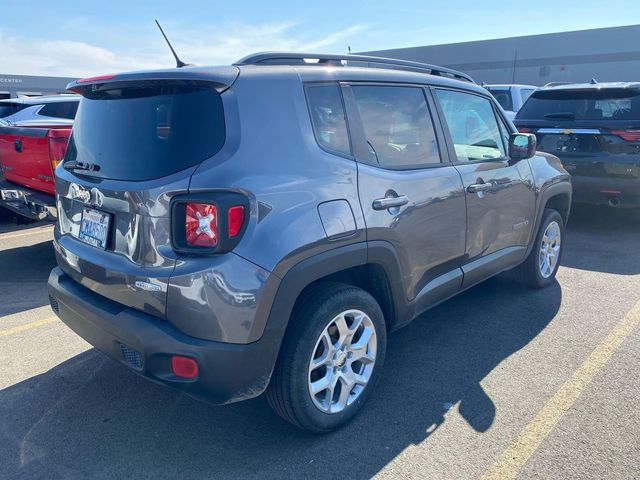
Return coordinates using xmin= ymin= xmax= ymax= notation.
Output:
xmin=48 ymin=53 xmax=571 ymax=432
xmin=515 ymin=82 xmax=640 ymax=208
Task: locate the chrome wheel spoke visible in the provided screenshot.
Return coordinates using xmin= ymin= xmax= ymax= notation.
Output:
xmin=310 ymin=371 xmax=332 ymax=395
xmin=336 ymin=376 xmax=353 ymax=410
xmin=333 ymin=314 xmax=350 ymax=346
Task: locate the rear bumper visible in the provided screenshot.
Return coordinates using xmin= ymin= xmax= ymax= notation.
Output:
xmin=47 ymin=267 xmax=278 ymax=404
xmin=0 ymin=178 xmax=56 ymax=220
xmin=571 ymin=175 xmax=640 ymax=208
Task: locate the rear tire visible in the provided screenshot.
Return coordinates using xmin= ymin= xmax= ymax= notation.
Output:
xmin=513 ymin=208 xmax=564 ymax=289
xmin=266 ymin=282 xmax=386 ymax=433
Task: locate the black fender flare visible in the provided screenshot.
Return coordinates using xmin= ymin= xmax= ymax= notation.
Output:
xmin=256 ymin=240 xmax=407 ymax=388
xmin=526 ymin=181 xmax=572 ymax=257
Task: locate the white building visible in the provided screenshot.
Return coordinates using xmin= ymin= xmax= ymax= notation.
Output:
xmin=362 ymin=24 xmax=640 ymax=86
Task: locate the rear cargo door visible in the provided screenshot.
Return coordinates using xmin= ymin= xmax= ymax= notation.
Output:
xmin=55 ymin=81 xmax=227 ymax=319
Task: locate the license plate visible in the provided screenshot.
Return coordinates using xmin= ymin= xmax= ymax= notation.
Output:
xmin=79 ymin=207 xmax=111 ymax=249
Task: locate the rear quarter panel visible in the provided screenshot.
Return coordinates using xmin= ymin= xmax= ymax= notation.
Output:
xmin=188 ymin=67 xmax=365 ymax=276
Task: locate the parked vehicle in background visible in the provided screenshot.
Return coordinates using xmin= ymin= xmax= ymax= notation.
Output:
xmin=0 ymin=95 xmax=79 ymax=124
xmin=0 ymin=118 xmax=72 ymax=221
xmin=515 ymin=81 xmax=640 ymax=208
xmin=48 ymin=53 xmax=571 ymax=433
xmin=484 ymin=84 xmax=537 ymax=121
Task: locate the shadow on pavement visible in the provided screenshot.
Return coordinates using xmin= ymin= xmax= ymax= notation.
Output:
xmin=562 ymin=205 xmax=640 ymax=275
xmin=0 ymin=278 xmax=561 ymax=479
xmin=0 ymin=240 xmax=57 ymax=316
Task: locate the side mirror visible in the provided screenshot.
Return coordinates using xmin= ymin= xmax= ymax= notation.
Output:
xmin=509 ymin=133 xmax=537 ymax=162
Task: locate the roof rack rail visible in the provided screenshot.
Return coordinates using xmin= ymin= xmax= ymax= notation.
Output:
xmin=234 ymin=52 xmax=475 ymax=83
xmin=543 ymin=81 xmax=575 ymax=87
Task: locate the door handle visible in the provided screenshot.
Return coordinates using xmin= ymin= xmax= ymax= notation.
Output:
xmin=14 ymin=139 xmax=22 ymax=153
xmin=372 ymin=195 xmax=409 ymax=210
xmin=467 ymin=182 xmax=492 ymax=193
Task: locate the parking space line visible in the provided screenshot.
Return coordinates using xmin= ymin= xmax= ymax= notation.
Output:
xmin=0 ymin=316 xmax=58 ymax=338
xmin=482 ymin=299 xmax=640 ymax=480
xmin=0 ymin=227 xmax=54 ymax=241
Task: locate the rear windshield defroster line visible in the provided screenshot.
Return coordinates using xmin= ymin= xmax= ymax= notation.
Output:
xmin=64 ymin=83 xmax=225 ymax=181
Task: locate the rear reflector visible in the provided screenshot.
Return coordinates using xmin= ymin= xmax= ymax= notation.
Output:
xmin=610 ymin=130 xmax=640 ymax=142
xmin=171 ymin=355 xmax=199 ymax=379
xmin=185 ymin=203 xmax=218 ymax=247
xmin=228 ymin=205 xmax=245 ymax=237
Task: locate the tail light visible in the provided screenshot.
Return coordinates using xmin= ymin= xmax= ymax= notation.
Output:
xmin=186 ymin=203 xmax=218 ymax=247
xmin=517 ymin=127 xmax=532 ymax=133
xmin=609 ymin=129 xmax=640 ymax=142
xmin=48 ymin=129 xmax=71 ymax=173
xmin=171 ymin=192 xmax=249 ymax=254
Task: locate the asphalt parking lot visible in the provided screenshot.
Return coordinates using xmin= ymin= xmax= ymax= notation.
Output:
xmin=0 ymin=206 xmax=638 ymax=480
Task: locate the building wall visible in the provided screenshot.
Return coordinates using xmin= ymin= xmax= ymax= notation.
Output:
xmin=362 ymin=24 xmax=640 ymax=86
xmin=0 ymin=74 xmax=77 ymax=99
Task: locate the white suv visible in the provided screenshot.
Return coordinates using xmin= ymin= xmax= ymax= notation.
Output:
xmin=484 ymin=84 xmax=537 ymax=121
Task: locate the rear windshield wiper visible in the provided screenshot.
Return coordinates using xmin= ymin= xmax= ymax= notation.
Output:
xmin=543 ymin=112 xmax=575 ymax=119
xmin=63 ymin=161 xmax=101 ymax=172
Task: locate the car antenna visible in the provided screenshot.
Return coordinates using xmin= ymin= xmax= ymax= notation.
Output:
xmin=155 ymin=19 xmax=192 ymax=68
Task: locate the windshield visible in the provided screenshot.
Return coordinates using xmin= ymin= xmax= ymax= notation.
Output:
xmin=517 ymin=88 xmax=640 ymax=121
xmin=65 ymin=83 xmax=225 ymax=181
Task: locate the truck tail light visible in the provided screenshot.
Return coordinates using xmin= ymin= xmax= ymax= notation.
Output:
xmin=48 ymin=129 xmax=71 ymax=173
xmin=171 ymin=193 xmax=249 ymax=254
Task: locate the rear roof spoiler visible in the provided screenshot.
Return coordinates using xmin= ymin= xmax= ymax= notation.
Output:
xmin=67 ymin=66 xmax=240 ymax=93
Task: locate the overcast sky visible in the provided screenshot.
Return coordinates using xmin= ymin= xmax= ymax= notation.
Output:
xmin=2 ymin=0 xmax=640 ymax=77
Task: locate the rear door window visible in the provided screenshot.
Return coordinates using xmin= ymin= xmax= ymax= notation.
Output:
xmin=487 ymin=89 xmax=513 ymax=111
xmin=38 ymin=101 xmax=79 ymax=120
xmin=351 ymin=85 xmax=441 ymax=169
xmin=435 ymin=89 xmax=506 ymax=162
xmin=0 ymin=102 xmax=25 ymax=118
xmin=517 ymin=88 xmax=640 ymax=121
xmin=65 ymin=84 xmax=225 ymax=181
xmin=306 ymin=84 xmax=351 ymax=156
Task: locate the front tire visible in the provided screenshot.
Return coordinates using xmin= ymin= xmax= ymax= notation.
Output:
xmin=266 ymin=283 xmax=387 ymax=433
xmin=514 ymin=208 xmax=564 ymax=288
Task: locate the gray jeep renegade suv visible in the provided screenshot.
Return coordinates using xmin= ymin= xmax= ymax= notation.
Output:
xmin=48 ymin=53 xmax=571 ymax=432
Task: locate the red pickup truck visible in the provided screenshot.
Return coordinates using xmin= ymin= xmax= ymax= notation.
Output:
xmin=0 ymin=119 xmax=72 ymax=221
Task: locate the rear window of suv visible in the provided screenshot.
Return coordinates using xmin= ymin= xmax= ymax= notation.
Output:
xmin=65 ymin=83 xmax=225 ymax=181
xmin=38 ymin=101 xmax=79 ymax=120
xmin=517 ymin=88 xmax=640 ymax=121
